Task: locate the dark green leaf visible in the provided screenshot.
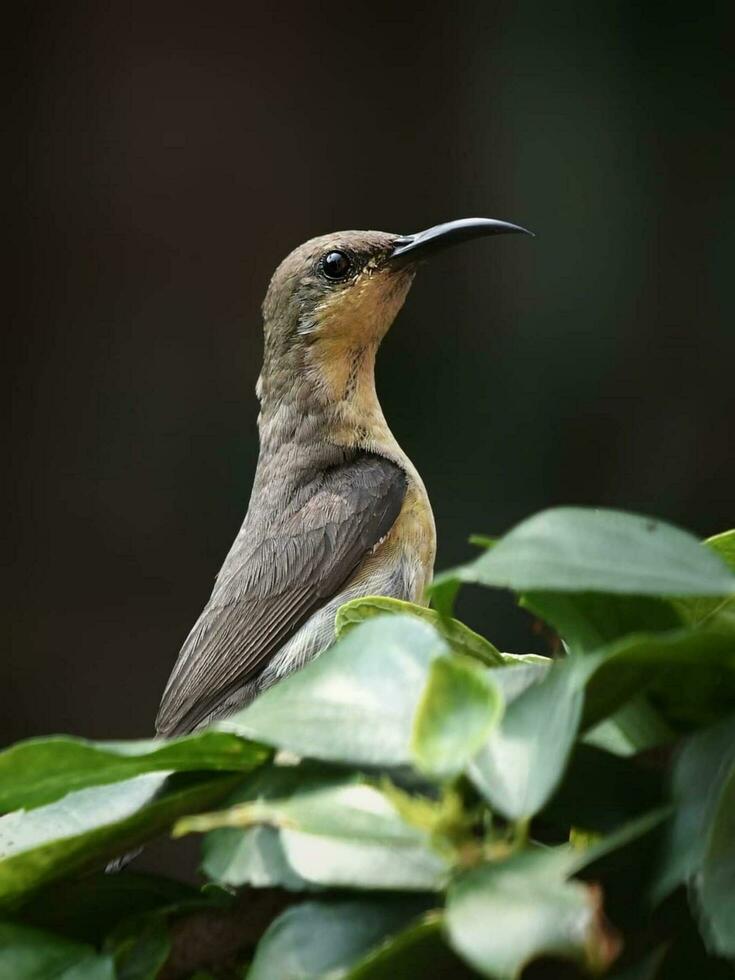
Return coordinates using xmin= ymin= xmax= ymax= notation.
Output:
xmin=0 ymin=921 xmax=115 ymax=979
xmin=469 ymin=658 xmax=584 ymax=819
xmin=581 ymin=629 xmax=735 ymax=731
xmin=0 ymin=772 xmax=240 ymax=908
xmin=18 ymin=872 xmax=205 ymax=945
xmin=653 ymin=716 xmax=735 ymax=904
xmin=0 ymin=732 xmax=268 ymax=813
xmin=449 ymin=508 xmax=735 ymax=596
xmin=347 ymin=912 xmax=474 ymax=979
xmin=335 ymin=596 xmax=505 ymax=666
xmin=544 ymin=743 xmax=666 ymax=833
xmin=411 ymin=655 xmax=503 ymax=780
xmin=699 ymin=764 xmax=735 ymax=958
xmin=445 ymin=850 xmax=620 ymax=979
xmin=105 ymin=915 xmax=170 ymax=980
xmin=522 ymin=592 xmax=684 ymax=653
xmin=248 ymin=897 xmax=433 ymax=980
xmin=217 ymin=616 xmax=448 ymax=767
xmin=178 ymin=770 xmax=450 ymax=891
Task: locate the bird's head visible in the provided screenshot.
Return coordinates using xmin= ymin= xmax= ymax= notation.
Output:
xmin=258 ymin=218 xmax=532 ymax=408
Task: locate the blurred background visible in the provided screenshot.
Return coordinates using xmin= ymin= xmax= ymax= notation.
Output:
xmin=8 ymin=1 xmax=734 ymax=744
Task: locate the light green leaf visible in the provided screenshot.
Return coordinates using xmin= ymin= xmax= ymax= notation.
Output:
xmin=0 ymin=921 xmax=116 ymax=980
xmin=178 ymin=771 xmax=449 ymax=892
xmin=217 ymin=615 xmax=448 ymax=767
xmin=200 ymin=765 xmax=322 ymax=891
xmin=335 ymin=596 xmax=505 ymax=666
xmin=447 ymin=508 xmax=735 ymax=596
xmin=0 ymin=772 xmax=240 ymax=908
xmin=248 ymin=897 xmax=434 ymax=980
xmin=411 ymin=655 xmax=503 ymax=780
xmin=445 ymin=850 xmax=620 ymax=979
xmin=469 ymin=657 xmax=584 ymax=819
xmin=0 ymin=732 xmax=268 ymax=813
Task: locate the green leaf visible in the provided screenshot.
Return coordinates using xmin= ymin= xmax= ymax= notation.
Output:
xmin=583 ymin=697 xmax=675 ymax=757
xmin=335 ymin=596 xmax=505 ymax=666
xmin=673 ymin=530 xmax=735 ymax=633
xmin=0 ymin=732 xmax=268 ymax=813
xmin=411 ymin=655 xmax=503 ymax=780
xmin=469 ymin=657 xmax=584 ymax=819
xmin=699 ymin=763 xmax=735 ymax=958
xmin=522 ymin=592 xmax=684 ymax=653
xmin=653 ymin=716 xmax=735 ymax=905
xmin=347 ymin=912 xmax=475 ymax=978
xmin=445 ymin=850 xmax=620 ymax=979
xmin=248 ymin=897 xmax=434 ymax=980
xmin=581 ymin=629 xmax=735 ymax=731
xmin=178 ymin=770 xmax=450 ymax=891
xmin=447 ymin=508 xmax=735 ymax=597
xmin=427 ymin=571 xmax=461 ymax=618
xmin=217 ymin=615 xmax=448 ymax=767
xmin=200 ymin=765 xmax=322 ymax=891
xmin=0 ymin=921 xmax=116 ymax=980
xmin=0 ymin=772 xmax=240 ymax=908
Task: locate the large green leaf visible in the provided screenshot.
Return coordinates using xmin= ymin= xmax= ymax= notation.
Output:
xmin=0 ymin=921 xmax=115 ymax=980
xmin=443 ymin=508 xmax=735 ymax=596
xmin=217 ymin=615 xmax=448 ymax=766
xmin=0 ymin=732 xmax=268 ymax=813
xmin=410 ymin=655 xmax=503 ymax=780
xmin=335 ymin=596 xmax=505 ymax=666
xmin=469 ymin=657 xmax=584 ymax=819
xmin=0 ymin=772 xmax=240 ymax=908
xmin=177 ymin=770 xmax=450 ymax=891
xmin=248 ymin=897 xmax=434 ymax=980
xmin=445 ymin=850 xmax=620 ymax=979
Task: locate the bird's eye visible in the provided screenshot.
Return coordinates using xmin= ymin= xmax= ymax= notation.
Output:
xmin=321 ymin=250 xmax=353 ymax=281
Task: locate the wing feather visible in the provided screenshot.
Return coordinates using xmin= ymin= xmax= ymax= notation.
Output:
xmin=156 ymin=452 xmax=406 ymax=735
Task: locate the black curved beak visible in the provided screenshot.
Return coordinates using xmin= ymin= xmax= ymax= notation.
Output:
xmin=388 ymin=217 xmax=534 ymax=268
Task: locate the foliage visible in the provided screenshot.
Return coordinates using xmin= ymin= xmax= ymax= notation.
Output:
xmin=1 ymin=507 xmax=734 ymax=979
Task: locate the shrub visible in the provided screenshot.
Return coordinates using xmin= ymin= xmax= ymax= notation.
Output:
xmin=1 ymin=508 xmax=734 ymax=979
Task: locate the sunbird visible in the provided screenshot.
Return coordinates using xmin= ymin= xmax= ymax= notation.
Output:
xmin=156 ymin=218 xmax=532 ymax=736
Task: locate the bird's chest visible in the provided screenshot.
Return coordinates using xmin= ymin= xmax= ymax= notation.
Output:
xmin=357 ymin=475 xmax=437 ymax=602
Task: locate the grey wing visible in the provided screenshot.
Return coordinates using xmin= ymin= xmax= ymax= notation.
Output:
xmin=155 ymin=452 xmax=407 ymax=736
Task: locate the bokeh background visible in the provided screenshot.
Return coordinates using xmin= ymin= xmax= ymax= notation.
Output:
xmin=9 ymin=1 xmax=734 ymax=745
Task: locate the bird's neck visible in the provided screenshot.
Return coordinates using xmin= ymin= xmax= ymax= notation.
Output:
xmin=257 ymin=340 xmax=396 ymax=459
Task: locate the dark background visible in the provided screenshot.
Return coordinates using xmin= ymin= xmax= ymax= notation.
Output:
xmin=8 ymin=2 xmax=734 ymax=745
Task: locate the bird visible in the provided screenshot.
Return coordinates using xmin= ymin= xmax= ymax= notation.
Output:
xmin=156 ymin=217 xmax=532 ymax=737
